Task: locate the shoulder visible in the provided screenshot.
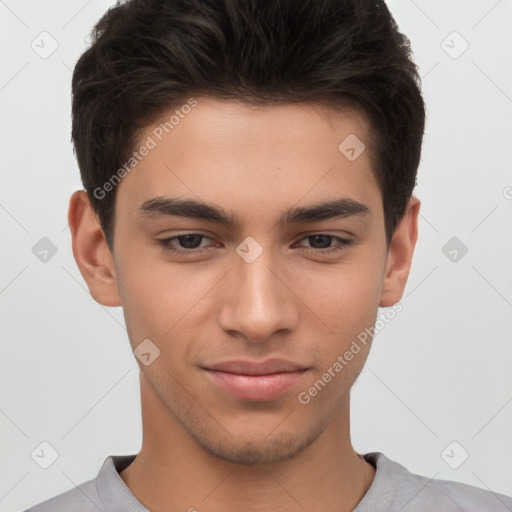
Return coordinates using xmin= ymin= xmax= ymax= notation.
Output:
xmin=359 ymin=452 xmax=512 ymax=512
xmin=22 ymin=454 xmax=138 ymax=512
xmin=22 ymin=478 xmax=100 ymax=512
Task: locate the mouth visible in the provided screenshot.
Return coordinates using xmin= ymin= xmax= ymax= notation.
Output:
xmin=202 ymin=358 xmax=309 ymax=401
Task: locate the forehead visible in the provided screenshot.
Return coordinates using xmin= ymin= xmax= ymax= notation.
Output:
xmin=115 ymin=97 xmax=382 ymax=224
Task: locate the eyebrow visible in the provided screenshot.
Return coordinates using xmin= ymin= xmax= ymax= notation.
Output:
xmin=136 ymin=195 xmax=370 ymax=227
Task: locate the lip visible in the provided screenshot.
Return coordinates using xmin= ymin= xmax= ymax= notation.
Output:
xmin=203 ymin=358 xmax=309 ymax=401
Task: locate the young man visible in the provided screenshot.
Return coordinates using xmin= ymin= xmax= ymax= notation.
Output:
xmin=25 ymin=0 xmax=512 ymax=510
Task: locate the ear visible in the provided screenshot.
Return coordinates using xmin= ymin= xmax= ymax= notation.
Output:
xmin=68 ymin=190 xmax=122 ymax=307
xmin=379 ymin=195 xmax=420 ymax=307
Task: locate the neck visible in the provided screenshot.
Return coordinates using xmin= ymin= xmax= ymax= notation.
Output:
xmin=120 ymin=373 xmax=375 ymax=512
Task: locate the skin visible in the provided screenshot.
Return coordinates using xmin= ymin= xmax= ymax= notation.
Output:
xmin=69 ymin=97 xmax=419 ymax=512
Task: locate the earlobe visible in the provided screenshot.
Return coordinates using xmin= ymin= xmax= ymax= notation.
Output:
xmin=68 ymin=190 xmax=122 ymax=307
xmin=379 ymin=196 xmax=420 ymax=307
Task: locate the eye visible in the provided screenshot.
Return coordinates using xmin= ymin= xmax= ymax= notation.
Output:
xmin=295 ymin=234 xmax=353 ymax=254
xmin=157 ymin=233 xmax=353 ymax=257
xmin=158 ymin=234 xmax=214 ymax=255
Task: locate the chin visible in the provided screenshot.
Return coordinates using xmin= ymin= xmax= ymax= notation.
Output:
xmin=194 ymin=426 xmax=323 ymax=466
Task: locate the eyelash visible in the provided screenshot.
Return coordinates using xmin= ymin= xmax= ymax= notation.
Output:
xmin=157 ymin=233 xmax=353 ymax=256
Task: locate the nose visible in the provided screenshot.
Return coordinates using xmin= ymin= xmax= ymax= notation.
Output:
xmin=217 ymin=244 xmax=299 ymax=343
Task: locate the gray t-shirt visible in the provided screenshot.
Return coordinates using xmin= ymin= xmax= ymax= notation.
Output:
xmin=23 ymin=452 xmax=512 ymax=511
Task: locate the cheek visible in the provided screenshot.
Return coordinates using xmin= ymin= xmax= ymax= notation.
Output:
xmin=114 ymin=250 xmax=221 ymax=351
xmin=114 ymin=250 xmax=177 ymax=345
xmin=297 ymin=265 xmax=381 ymax=404
xmin=303 ymin=259 xmax=383 ymax=334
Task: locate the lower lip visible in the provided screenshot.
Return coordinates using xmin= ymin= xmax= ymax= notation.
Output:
xmin=204 ymin=369 xmax=307 ymax=401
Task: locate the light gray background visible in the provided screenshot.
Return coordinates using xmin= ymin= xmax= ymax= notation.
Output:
xmin=1 ymin=1 xmax=511 ymax=510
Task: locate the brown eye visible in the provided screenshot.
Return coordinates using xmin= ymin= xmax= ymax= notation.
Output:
xmin=296 ymin=234 xmax=352 ymax=254
xmin=159 ymin=234 xmax=213 ymax=254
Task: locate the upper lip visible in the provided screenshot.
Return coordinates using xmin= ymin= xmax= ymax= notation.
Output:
xmin=204 ymin=358 xmax=307 ymax=376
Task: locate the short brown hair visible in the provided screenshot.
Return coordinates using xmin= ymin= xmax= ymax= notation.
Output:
xmin=71 ymin=0 xmax=425 ymax=250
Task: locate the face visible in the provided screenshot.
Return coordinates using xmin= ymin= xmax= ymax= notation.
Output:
xmin=71 ymin=97 xmax=418 ymax=465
